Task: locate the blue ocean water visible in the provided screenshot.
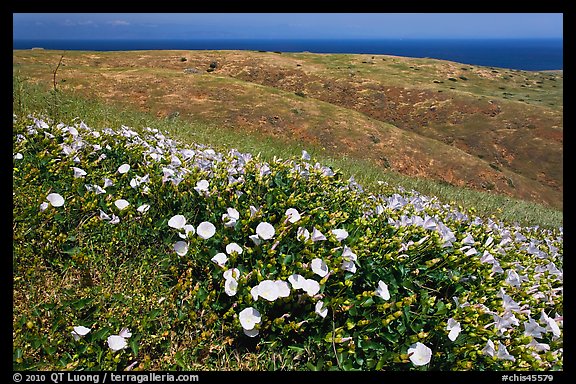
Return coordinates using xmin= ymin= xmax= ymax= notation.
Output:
xmin=12 ymin=38 xmax=563 ymax=71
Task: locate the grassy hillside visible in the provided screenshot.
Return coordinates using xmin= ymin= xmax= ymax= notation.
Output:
xmin=13 ymin=114 xmax=563 ymax=371
xmin=13 ymin=49 xmax=563 ymax=211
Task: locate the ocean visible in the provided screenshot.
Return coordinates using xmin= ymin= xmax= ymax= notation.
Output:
xmin=12 ymin=38 xmax=563 ymax=71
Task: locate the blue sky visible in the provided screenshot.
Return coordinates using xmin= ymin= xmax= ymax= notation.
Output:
xmin=13 ymin=13 xmax=563 ymax=40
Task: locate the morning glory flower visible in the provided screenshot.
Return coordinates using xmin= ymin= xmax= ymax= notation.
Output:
xmin=407 ymin=342 xmax=432 ymax=366
xmin=311 ymin=227 xmax=327 ymax=242
xmin=72 ymin=167 xmax=87 ymax=178
xmin=255 ymin=280 xmax=281 ymax=301
xmin=99 ymin=210 xmax=111 ymax=220
xmin=211 ymin=253 xmax=228 ymax=267
xmin=527 ymin=338 xmax=550 ymax=352
xmin=315 ymin=300 xmax=328 ymax=318
xmin=46 ymin=193 xmax=65 ymax=207
xmin=505 ymin=269 xmax=522 ymax=287
xmin=239 ymin=307 xmax=261 ymax=331
xmin=464 ymin=247 xmax=478 ymax=256
xmin=256 ymin=222 xmax=275 ymax=240
xmin=114 ymin=199 xmax=130 ymax=210
xmin=301 ymin=279 xmax=321 ymax=296
xmin=107 ymin=335 xmax=127 ymax=352
xmin=117 ymin=164 xmax=130 ymax=174
xmin=331 ymin=229 xmax=349 ymax=242
xmin=311 ymin=258 xmax=329 ymax=277
xmin=194 ymin=179 xmax=210 ymax=195
xmin=375 ymin=280 xmax=390 ymax=300
xmin=301 ymin=150 xmax=311 ymax=161
xmin=173 ymin=241 xmax=189 ymax=256
xmin=137 ymin=204 xmax=150 ymax=214
xmin=446 ymin=318 xmax=461 ymax=341
xmin=222 ymin=207 xmax=240 ymax=227
xmin=178 ymin=224 xmax=196 ymax=239
xmin=342 ymin=260 xmax=357 ymax=273
xmin=496 ymin=341 xmax=515 ymax=361
xmin=71 ymin=325 xmax=91 ymax=341
xmin=540 ymin=310 xmax=561 ymax=338
xmin=224 ymin=277 xmax=238 ymax=296
xmin=14 ymin=152 xmax=23 ymax=160
xmin=297 ymin=227 xmax=310 ymax=242
xmin=168 ymin=214 xmax=187 ymax=229
xmin=288 ymin=274 xmax=306 ymax=290
xmin=481 ymin=339 xmax=496 ymax=357
xmin=249 ymin=205 xmax=260 ymax=218
xmin=223 ymin=268 xmax=240 ymax=281
xmin=119 ymin=328 xmax=132 ymax=339
xmin=461 ymin=233 xmax=475 ymax=245
xmin=197 ymin=221 xmax=216 ymax=239
xmin=250 ymin=286 xmax=260 ymax=301
xmin=342 ymin=246 xmax=357 ymax=262
xmin=109 ymin=215 xmax=120 ymax=224
xmin=285 ymin=208 xmax=301 ymax=223
xmin=274 ymin=280 xmax=290 ymax=298
xmin=40 ymin=202 xmax=49 ymax=211
xmin=225 ymin=243 xmax=243 ymax=255
xmin=524 ymin=317 xmax=547 ymax=338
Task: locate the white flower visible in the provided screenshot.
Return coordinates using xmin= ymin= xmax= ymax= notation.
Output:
xmin=285 ymin=208 xmax=301 ymax=223
xmin=117 ymin=164 xmax=130 ymax=174
xmin=103 ymin=178 xmax=114 ymax=188
xmin=107 ymin=335 xmax=128 ymax=351
xmin=375 ymin=280 xmax=390 ymax=300
xmin=407 ymin=342 xmax=432 ymax=366
xmin=226 ymin=243 xmax=243 ymax=255
xmin=481 ymin=339 xmax=496 ymax=357
xmin=302 ymin=150 xmax=311 ymax=161
xmin=524 ymin=317 xmax=547 ymax=338
xmin=178 ymin=224 xmax=196 ymax=239
xmin=446 ymin=318 xmax=461 ymax=341
xmin=173 ymin=241 xmax=189 ymax=256
xmin=99 ymin=210 xmax=111 ymax=220
xmin=540 ymin=310 xmax=561 ymax=338
xmin=331 ymin=229 xmax=349 ymax=241
xmin=527 ymin=338 xmax=550 ymax=352
xmin=40 ymin=202 xmax=49 ymax=211
xmin=222 ymin=207 xmax=240 ymax=227
xmin=311 ymin=258 xmax=329 ymax=277
xmin=223 ymin=268 xmax=240 ymax=281
xmin=109 ymin=215 xmax=120 ymax=224
xmin=297 ymin=227 xmax=310 ymax=242
xmin=496 ymin=341 xmax=515 ymax=361
xmin=288 ymin=274 xmax=306 ymax=290
xmin=341 ymin=246 xmax=357 ymax=262
xmin=256 ymin=222 xmax=275 ymax=240
xmin=14 ymin=152 xmax=23 ymax=160
xmin=250 ymin=285 xmax=260 ymax=301
xmin=256 ymin=280 xmax=280 ymax=301
xmin=119 ymin=328 xmax=132 ymax=339
xmin=114 ymin=199 xmax=130 ymax=210
xmin=315 ymin=300 xmax=328 ymax=318
xmin=194 ymin=179 xmax=209 ymax=194
xmin=72 ymin=167 xmax=87 ymax=178
xmin=71 ymin=325 xmax=91 ymax=341
xmin=168 ymin=214 xmax=187 ymax=229
xmin=137 ymin=204 xmax=150 ymax=214
xmin=342 ymin=260 xmax=357 ymax=273
xmin=211 ymin=253 xmax=228 ymax=267
xmin=302 ymin=279 xmax=320 ymax=296
xmin=224 ymin=278 xmax=238 ymax=296
xmin=311 ymin=227 xmax=327 ymax=242
xmin=46 ymin=193 xmax=65 ymax=207
xmin=249 ymin=205 xmax=260 ymax=218
xmin=197 ymin=221 xmax=216 ymax=239
xmin=505 ymin=269 xmax=522 ymax=287
xmin=239 ymin=307 xmax=261 ymax=330
xmin=275 ymin=280 xmax=290 ymax=298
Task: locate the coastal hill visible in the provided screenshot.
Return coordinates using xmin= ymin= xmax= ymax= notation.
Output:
xmin=12 ymin=49 xmax=563 ymax=210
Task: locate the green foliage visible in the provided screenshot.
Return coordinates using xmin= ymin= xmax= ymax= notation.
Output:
xmin=13 ymin=115 xmax=563 ymax=371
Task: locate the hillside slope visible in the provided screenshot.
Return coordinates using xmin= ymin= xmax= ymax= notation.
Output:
xmin=12 ymin=49 xmax=563 ymax=209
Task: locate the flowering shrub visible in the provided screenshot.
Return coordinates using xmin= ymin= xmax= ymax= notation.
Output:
xmin=13 ymin=115 xmax=562 ymax=371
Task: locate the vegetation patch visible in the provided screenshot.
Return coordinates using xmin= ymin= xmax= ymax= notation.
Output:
xmin=13 ymin=115 xmax=563 ymax=371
